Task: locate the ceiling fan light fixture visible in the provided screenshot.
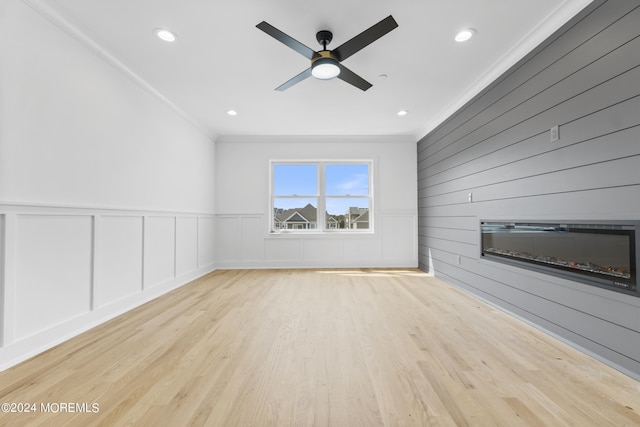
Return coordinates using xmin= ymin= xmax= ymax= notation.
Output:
xmin=311 ymin=57 xmax=340 ymax=80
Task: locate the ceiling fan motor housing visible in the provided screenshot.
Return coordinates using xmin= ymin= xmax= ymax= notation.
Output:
xmin=311 ymin=50 xmax=339 ymax=63
xmin=316 ymin=30 xmax=333 ymax=47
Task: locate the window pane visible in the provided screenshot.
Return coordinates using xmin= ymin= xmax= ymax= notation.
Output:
xmin=273 ymin=164 xmax=317 ymax=196
xmin=273 ymin=198 xmax=318 ymax=230
xmin=325 ymin=164 xmax=369 ymax=196
xmin=326 ymin=198 xmax=369 ymax=230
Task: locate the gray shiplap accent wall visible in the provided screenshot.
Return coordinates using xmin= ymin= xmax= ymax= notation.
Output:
xmin=417 ymin=0 xmax=640 ymax=379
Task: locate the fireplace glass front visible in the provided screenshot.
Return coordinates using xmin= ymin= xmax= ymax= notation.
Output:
xmin=481 ymin=221 xmax=638 ymax=296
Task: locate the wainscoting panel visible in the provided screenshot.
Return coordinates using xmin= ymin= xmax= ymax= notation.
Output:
xmin=143 ymin=216 xmax=176 ymax=288
xmin=214 ymin=216 xmax=240 ymax=263
xmin=302 ymin=238 xmax=344 ymax=266
xmin=342 ymin=238 xmax=382 ymax=265
xmin=241 ymin=216 xmax=265 ymax=262
xmin=265 ymin=237 xmax=303 ymax=263
xmin=176 ymin=217 xmax=198 ymax=277
xmin=0 ymin=213 xmax=4 ymax=345
xmin=96 ymin=216 xmax=143 ymax=308
xmin=14 ymin=214 xmax=92 ymax=340
xmin=0 ymin=204 xmax=216 ymax=371
xmin=381 ymin=213 xmax=417 ymax=263
xmin=198 ymin=217 xmax=215 ymax=268
xmin=216 ymin=211 xmax=417 ymax=269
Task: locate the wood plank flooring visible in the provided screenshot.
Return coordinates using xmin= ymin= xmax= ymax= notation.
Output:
xmin=0 ymin=269 xmax=638 ymax=426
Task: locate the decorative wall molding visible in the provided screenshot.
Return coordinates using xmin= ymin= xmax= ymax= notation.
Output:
xmin=0 ymin=203 xmax=216 ymax=371
xmin=214 ymin=210 xmax=418 ymax=269
xmin=0 ymin=201 xmax=216 ymax=217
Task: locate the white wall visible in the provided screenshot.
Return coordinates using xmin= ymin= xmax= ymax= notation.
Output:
xmin=215 ymin=135 xmax=417 ymax=268
xmin=0 ymin=0 xmax=216 ymax=370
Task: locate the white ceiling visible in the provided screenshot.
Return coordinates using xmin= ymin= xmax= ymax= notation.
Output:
xmin=28 ymin=0 xmax=591 ymax=140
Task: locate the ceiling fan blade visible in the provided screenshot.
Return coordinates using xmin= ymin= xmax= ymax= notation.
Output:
xmin=256 ymin=21 xmax=316 ymax=60
xmin=276 ymin=68 xmax=313 ymax=91
xmin=337 ymin=64 xmax=372 ymax=91
xmin=332 ymin=15 xmax=398 ymax=62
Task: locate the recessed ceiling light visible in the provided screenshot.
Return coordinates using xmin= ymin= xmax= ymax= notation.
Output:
xmin=379 ymin=74 xmax=388 ymax=79
xmin=226 ymin=109 xmax=238 ymax=116
xmin=397 ymin=110 xmax=409 ymax=116
xmin=155 ymin=28 xmax=177 ymax=42
xmin=455 ymin=28 xmax=476 ymax=42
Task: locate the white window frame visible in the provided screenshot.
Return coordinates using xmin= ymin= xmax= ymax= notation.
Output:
xmin=270 ymin=160 xmax=374 ymax=234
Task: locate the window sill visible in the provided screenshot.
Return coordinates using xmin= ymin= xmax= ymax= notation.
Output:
xmin=267 ymin=230 xmax=375 ymax=238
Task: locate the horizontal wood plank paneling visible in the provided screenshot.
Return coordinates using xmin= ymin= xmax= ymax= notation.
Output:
xmin=417 ymin=0 xmax=640 ymax=379
xmin=421 ymin=64 xmax=640 ymax=180
xmin=423 ymin=125 xmax=640 ymax=201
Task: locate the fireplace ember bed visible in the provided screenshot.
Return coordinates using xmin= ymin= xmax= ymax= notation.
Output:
xmin=481 ymin=221 xmax=639 ymax=297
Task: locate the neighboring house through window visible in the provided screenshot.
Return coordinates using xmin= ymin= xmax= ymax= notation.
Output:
xmin=271 ymin=161 xmax=372 ymax=232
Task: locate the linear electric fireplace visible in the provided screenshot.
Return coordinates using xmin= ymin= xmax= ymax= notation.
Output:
xmin=481 ymin=221 xmax=639 ymax=297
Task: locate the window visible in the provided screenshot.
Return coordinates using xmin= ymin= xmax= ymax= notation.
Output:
xmin=271 ymin=161 xmax=372 ymax=232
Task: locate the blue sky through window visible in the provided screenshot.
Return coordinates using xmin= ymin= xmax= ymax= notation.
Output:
xmin=326 ymin=164 xmax=369 ymax=195
xmin=273 ymin=164 xmax=317 ymax=196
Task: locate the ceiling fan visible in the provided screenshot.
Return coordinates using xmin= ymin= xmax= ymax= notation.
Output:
xmin=256 ymin=15 xmax=398 ymax=91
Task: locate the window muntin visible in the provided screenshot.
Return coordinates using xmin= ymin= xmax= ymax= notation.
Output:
xmin=271 ymin=161 xmax=372 ymax=233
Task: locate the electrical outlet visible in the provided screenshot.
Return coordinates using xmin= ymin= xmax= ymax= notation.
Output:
xmin=550 ymin=125 xmax=559 ymax=142
xmin=468 ymin=193 xmax=473 ymax=202
xmin=457 ymin=255 xmax=462 ymax=265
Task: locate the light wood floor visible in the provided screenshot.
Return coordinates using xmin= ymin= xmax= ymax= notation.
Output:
xmin=0 ymin=269 xmax=638 ymax=426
